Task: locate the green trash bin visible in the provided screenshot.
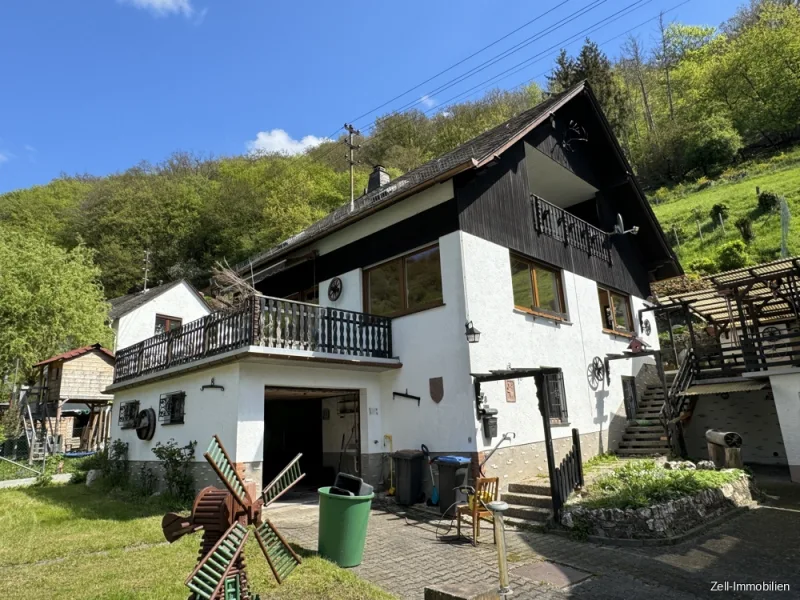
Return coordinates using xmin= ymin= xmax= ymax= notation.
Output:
xmin=317 ymin=486 xmax=374 ymax=567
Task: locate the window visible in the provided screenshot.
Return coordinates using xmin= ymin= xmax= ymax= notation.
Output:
xmin=155 ymin=315 xmax=182 ymax=335
xmin=598 ymin=286 xmax=633 ymax=334
xmin=118 ymin=400 xmax=140 ymax=429
xmin=364 ymin=245 xmax=443 ymax=317
xmin=544 ymin=371 xmax=568 ymax=424
xmin=286 ymin=286 xmax=319 ymax=304
xmin=509 ymin=254 xmax=566 ymax=317
xmin=159 ymin=391 xmax=186 ymax=425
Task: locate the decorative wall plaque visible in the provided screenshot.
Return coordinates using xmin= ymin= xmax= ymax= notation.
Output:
xmin=505 ymin=380 xmax=516 ymax=403
xmin=429 ymin=377 xmax=444 ymax=403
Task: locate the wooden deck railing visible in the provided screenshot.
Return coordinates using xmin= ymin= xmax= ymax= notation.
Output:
xmin=533 ymin=196 xmax=613 ymax=264
xmin=114 ymin=296 xmax=393 ymax=383
xmin=694 ymin=329 xmax=800 ymax=377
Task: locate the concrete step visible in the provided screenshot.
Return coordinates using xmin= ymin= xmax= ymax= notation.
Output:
xmin=501 ymin=491 xmax=553 ymax=508
xmin=508 ymin=481 xmax=551 ymax=496
xmin=635 ymin=410 xmax=662 ymax=417
xmin=625 ymin=425 xmax=665 ymax=432
xmin=622 ymin=433 xmax=666 ymax=441
xmin=617 ymin=448 xmax=670 ymax=456
xmin=504 ymin=504 xmax=552 ymax=522
xmin=619 ymin=439 xmax=670 ymax=448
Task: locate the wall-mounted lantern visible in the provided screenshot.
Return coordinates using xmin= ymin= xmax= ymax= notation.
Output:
xmin=465 ymin=321 xmax=481 ymax=344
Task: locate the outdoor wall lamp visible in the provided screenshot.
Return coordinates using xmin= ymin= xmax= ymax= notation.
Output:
xmin=465 ymin=321 xmax=481 ymax=343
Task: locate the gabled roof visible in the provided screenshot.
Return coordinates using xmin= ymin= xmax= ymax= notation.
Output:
xmin=236 ymin=84 xmax=586 ymax=275
xmin=108 ymin=279 xmax=207 ymax=321
xmin=34 ymin=344 xmax=115 ymax=367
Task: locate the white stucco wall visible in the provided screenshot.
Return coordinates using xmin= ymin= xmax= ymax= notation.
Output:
xmin=114 ymin=283 xmax=211 ymax=351
xmin=768 ymin=371 xmax=800 ymax=482
xmin=460 ymin=232 xmax=657 ymax=453
xmin=112 ymin=362 xmax=241 ymax=463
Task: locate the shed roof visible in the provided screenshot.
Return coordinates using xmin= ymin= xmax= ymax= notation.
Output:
xmin=34 ymin=344 xmax=114 ymax=368
xmin=108 ymin=279 xmax=207 ymax=321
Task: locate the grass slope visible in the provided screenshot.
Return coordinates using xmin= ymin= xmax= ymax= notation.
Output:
xmin=650 ymin=148 xmax=800 ymax=272
xmin=0 ymin=484 xmax=395 ymax=600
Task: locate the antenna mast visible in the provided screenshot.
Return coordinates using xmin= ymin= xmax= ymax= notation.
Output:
xmin=143 ymin=250 xmax=151 ymax=292
xmin=343 ymin=123 xmax=361 ymax=211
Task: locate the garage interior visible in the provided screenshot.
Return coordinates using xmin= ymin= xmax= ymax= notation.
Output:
xmin=263 ymin=386 xmax=361 ymax=489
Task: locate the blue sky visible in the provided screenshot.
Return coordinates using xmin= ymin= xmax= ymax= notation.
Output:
xmin=0 ymin=0 xmax=737 ymax=193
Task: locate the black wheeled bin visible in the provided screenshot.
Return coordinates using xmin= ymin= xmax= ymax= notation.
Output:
xmin=391 ymin=449 xmax=424 ymax=505
xmin=435 ymin=455 xmax=472 ymax=516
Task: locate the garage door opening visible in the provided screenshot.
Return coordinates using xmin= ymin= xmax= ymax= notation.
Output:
xmin=263 ymin=386 xmax=361 ymax=489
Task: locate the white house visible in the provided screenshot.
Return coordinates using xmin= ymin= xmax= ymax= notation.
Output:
xmin=106 ymin=82 xmax=681 ymax=504
xmin=108 ymin=280 xmax=211 ymax=352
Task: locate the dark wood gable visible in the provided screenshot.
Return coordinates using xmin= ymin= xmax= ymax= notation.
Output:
xmin=454 ymin=91 xmax=673 ymax=298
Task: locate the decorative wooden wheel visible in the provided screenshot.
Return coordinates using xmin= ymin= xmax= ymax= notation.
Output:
xmin=587 ymin=356 xmax=605 ymax=389
xmin=162 ymin=435 xmax=305 ymax=599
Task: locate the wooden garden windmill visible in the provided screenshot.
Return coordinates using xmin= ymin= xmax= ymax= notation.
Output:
xmin=162 ymin=435 xmax=305 ymax=600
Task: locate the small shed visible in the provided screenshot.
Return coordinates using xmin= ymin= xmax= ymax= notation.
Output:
xmin=33 ymin=344 xmax=115 ymax=452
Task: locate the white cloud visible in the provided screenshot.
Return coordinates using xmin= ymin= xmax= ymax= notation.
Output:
xmin=0 ymin=153 xmax=9 ymax=165
xmin=246 ymin=129 xmax=329 ymax=156
xmin=118 ymin=0 xmax=195 ymax=18
xmin=420 ymin=95 xmax=437 ymax=109
xmin=24 ymin=145 xmax=36 ymax=153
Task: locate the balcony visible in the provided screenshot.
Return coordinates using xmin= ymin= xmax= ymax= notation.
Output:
xmin=532 ymin=195 xmax=612 ymax=264
xmin=113 ymin=296 xmax=394 ymax=383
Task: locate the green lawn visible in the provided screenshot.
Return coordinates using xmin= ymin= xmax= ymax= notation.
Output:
xmin=650 ymin=147 xmax=800 ymax=271
xmin=0 ymin=484 xmax=395 ymax=600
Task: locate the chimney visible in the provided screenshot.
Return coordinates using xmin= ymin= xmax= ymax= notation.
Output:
xmin=367 ymin=165 xmax=390 ymax=193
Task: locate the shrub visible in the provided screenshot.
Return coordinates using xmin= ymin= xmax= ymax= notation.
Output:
xmin=689 ymin=257 xmax=717 ymax=275
xmin=734 ymin=216 xmax=754 ymax=243
xmin=694 ymin=176 xmax=714 ymax=191
xmin=709 ymin=203 xmax=729 ymax=226
xmin=152 ymin=439 xmax=197 ymax=505
xmin=683 ymin=114 xmax=743 ymax=176
xmin=717 ymin=240 xmax=749 ymax=271
xmin=135 ymin=463 xmax=158 ymax=497
xmin=757 ymin=190 xmax=780 ymax=213
xmin=576 ymin=460 xmax=744 ymax=510
xmin=103 ymin=439 xmax=130 ymax=489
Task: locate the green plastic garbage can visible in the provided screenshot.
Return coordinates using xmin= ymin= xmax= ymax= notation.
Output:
xmin=318 ymin=486 xmax=374 ymax=567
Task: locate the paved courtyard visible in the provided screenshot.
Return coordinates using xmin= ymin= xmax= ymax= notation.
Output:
xmin=269 ymin=486 xmax=800 ymax=600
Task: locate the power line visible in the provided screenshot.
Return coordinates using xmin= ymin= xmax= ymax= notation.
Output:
xmin=423 ymin=0 xmax=691 ymax=116
xmin=316 ymin=0 xmax=611 ymax=162
xmin=319 ymin=0 xmax=574 ymax=143
xmin=359 ymin=0 xmax=657 ymax=137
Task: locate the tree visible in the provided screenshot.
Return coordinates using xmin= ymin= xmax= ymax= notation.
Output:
xmin=0 ymin=226 xmax=110 ymax=380
xmin=683 ymin=114 xmax=743 ymax=175
xmin=548 ymin=39 xmax=629 ymax=136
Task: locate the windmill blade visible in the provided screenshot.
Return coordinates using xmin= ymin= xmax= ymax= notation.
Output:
xmin=204 ymin=435 xmax=249 ymax=509
xmin=254 ymin=518 xmax=302 ymax=584
xmin=162 ymin=512 xmax=200 ymax=543
xmin=185 ymin=522 xmax=249 ymax=600
xmin=261 ymin=453 xmax=305 ymax=508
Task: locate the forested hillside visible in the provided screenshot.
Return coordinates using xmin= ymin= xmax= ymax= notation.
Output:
xmin=1 ymin=1 xmax=799 ymax=343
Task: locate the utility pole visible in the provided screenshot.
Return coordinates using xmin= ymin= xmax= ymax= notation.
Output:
xmin=344 ymin=123 xmax=361 ymax=211
xmin=143 ymin=250 xmax=151 ymax=293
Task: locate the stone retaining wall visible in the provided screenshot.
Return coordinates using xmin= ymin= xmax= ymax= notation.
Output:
xmin=562 ymin=476 xmax=754 ymax=539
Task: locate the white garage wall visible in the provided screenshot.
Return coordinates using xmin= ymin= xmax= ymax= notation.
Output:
xmin=111 ymin=362 xmax=241 ymax=462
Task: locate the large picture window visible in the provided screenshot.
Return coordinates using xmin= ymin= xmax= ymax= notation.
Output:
xmin=598 ymin=286 xmax=633 ymax=334
xmin=510 ymin=254 xmax=566 ymax=318
xmin=364 ymin=245 xmax=443 ymax=317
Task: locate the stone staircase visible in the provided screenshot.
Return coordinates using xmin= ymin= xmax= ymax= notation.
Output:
xmin=617 ymin=383 xmax=671 ymax=457
xmin=500 ymin=480 xmax=553 ymax=527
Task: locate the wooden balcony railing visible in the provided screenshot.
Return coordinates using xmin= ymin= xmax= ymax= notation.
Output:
xmin=114 ymin=296 xmax=393 ymax=383
xmin=694 ymin=329 xmax=800 ymax=377
xmin=532 ymin=195 xmax=613 ymax=264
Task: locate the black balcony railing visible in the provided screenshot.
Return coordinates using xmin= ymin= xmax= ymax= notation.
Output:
xmin=533 ymin=195 xmax=613 ymax=264
xmin=114 ymin=296 xmax=393 ymax=383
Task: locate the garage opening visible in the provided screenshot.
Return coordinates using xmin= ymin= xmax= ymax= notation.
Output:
xmin=263 ymin=386 xmax=361 ymax=489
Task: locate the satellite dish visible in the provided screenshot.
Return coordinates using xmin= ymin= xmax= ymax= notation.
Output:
xmin=610 ymin=213 xmax=639 ymax=236
xmin=615 ymin=214 xmax=625 ymax=235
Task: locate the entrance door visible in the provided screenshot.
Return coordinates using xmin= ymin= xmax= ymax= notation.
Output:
xmin=621 ymin=376 xmax=637 ymax=420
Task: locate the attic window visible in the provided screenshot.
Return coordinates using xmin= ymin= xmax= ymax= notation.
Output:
xmin=159 ymin=392 xmax=186 ymax=425
xmin=155 ymin=315 xmax=182 ymax=335
xmin=118 ymin=400 xmax=140 ymax=429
